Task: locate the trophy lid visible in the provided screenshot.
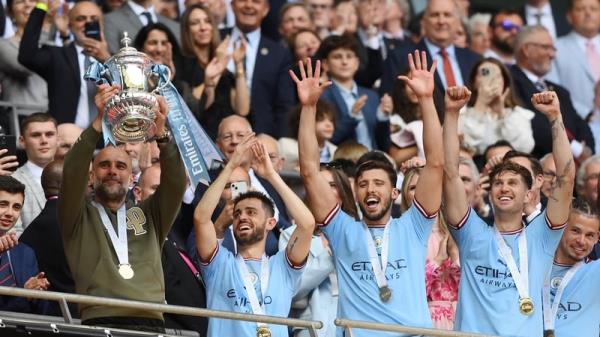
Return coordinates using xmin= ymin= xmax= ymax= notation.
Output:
xmin=104 ymin=31 xmax=152 ymax=66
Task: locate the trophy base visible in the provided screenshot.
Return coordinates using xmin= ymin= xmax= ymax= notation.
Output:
xmin=105 ymin=91 xmax=158 ymax=143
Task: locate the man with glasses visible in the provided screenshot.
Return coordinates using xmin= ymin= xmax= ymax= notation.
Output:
xmin=540 ymin=153 xmax=557 ymax=200
xmin=510 ymin=25 xmax=594 ymax=158
xmin=306 ymin=0 xmax=332 ymax=39
xmin=576 ymin=155 xmax=600 ymax=210
xmin=484 ymin=10 xmax=524 ymax=64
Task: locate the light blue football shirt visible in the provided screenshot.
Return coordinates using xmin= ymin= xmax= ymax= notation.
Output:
xmin=450 ymin=208 xmax=564 ymax=337
xmin=549 ymin=260 xmax=600 ymax=337
xmin=321 ymin=200 xmax=437 ymax=337
xmin=199 ymin=245 xmax=304 ymax=337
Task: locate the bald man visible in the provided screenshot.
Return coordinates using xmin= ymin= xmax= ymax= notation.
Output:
xmin=19 ymin=0 xmax=111 ymax=128
xmin=58 ymin=85 xmax=186 ymax=332
xmin=56 ymin=124 xmax=83 ymax=160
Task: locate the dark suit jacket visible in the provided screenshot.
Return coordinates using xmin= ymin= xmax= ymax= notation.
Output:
xmin=321 ymin=84 xmax=390 ymax=151
xmin=519 ymin=2 xmax=571 ymax=38
xmin=0 ymin=243 xmax=46 ymax=314
xmin=19 ymin=198 xmax=77 ymax=317
xmin=354 ymin=34 xmax=407 ymax=89
xmin=381 ymin=39 xmax=482 ymax=121
xmin=509 ymin=64 xmax=595 ymax=158
xmin=162 ymin=235 xmax=208 ymax=335
xmin=0 ymin=1 xmax=5 ymax=37
xmin=19 ymin=8 xmax=80 ymax=124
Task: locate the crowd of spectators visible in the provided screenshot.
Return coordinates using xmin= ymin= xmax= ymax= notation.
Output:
xmin=0 ymin=0 xmax=600 ymax=336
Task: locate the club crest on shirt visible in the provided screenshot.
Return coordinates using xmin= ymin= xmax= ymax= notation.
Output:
xmin=551 ymin=276 xmax=562 ymax=289
xmin=245 ymin=272 xmax=259 ymax=285
xmin=374 ymin=236 xmax=383 ymax=248
xmin=126 ymin=207 xmax=147 ymax=235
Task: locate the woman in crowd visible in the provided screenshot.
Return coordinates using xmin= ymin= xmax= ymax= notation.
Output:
xmin=279 ymin=163 xmax=357 ymax=337
xmin=290 ymin=29 xmax=321 ymax=62
xmin=459 ymin=58 xmax=535 ymax=156
xmin=0 ymin=0 xmax=50 ymax=116
xmin=178 ymin=4 xmax=249 ymax=139
xmin=330 ymin=0 xmax=357 ymax=36
xmin=400 ymin=166 xmax=461 ymax=330
xmin=134 ymin=23 xmax=180 ymax=80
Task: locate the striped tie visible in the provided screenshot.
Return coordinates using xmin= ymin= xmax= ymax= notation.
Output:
xmin=0 ymin=252 xmax=16 ymax=287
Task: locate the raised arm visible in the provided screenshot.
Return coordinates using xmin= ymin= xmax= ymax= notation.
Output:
xmin=252 ymin=142 xmax=315 ymax=265
xmin=531 ymin=92 xmax=575 ymax=226
xmin=293 ymin=60 xmax=338 ymax=222
xmin=442 ymin=86 xmax=472 ymax=225
xmin=397 ymin=50 xmax=443 ymax=215
xmin=193 ymin=133 xmax=257 ymax=262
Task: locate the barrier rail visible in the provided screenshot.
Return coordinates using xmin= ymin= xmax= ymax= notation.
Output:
xmin=335 ymin=319 xmax=500 ymax=337
xmin=0 ymin=100 xmax=46 ymax=138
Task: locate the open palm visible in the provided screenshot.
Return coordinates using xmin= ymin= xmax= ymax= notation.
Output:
xmin=289 ymin=59 xmax=331 ymax=106
xmin=398 ymin=50 xmax=437 ymax=98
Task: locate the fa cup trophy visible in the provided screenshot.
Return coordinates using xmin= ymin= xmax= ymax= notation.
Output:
xmin=85 ymin=32 xmax=171 ymax=143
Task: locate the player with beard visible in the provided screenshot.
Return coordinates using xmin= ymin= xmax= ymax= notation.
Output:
xmin=58 ymin=84 xmax=186 ymax=332
xmin=194 ymin=134 xmax=314 ymax=337
xmin=443 ymin=89 xmax=574 ymax=336
xmin=541 ymin=198 xmax=600 ymax=337
xmin=296 ymin=52 xmax=444 ymax=337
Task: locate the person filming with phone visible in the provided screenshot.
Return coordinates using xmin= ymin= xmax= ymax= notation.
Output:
xmin=18 ymin=0 xmax=110 ymax=129
xmin=458 ymin=58 xmax=536 ymax=157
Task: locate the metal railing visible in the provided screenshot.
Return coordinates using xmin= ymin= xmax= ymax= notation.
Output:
xmin=0 ymin=100 xmax=46 ymax=138
xmin=335 ymin=319 xmax=500 ymax=337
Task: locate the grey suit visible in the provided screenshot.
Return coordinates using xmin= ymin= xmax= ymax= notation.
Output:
xmin=547 ymin=32 xmax=598 ymax=119
xmin=11 ymin=165 xmax=46 ymax=237
xmin=104 ymin=3 xmax=180 ymax=54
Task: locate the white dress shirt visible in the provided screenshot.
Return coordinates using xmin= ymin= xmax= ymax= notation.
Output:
xmin=226 ymin=27 xmax=260 ymax=92
xmin=424 ymin=39 xmax=465 ymax=88
xmin=127 ymin=0 xmax=158 ymax=25
xmin=23 ymin=161 xmax=44 ymax=183
xmin=525 ymin=3 xmax=557 ymax=40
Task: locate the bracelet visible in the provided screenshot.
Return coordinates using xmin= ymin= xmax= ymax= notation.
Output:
xmin=35 ymin=2 xmax=48 ymax=12
xmin=236 ymin=71 xmax=245 ymax=78
xmin=204 ymin=81 xmax=217 ymax=88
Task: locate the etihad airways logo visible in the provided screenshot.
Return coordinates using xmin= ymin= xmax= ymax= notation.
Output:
xmin=352 ymin=259 xmax=408 ymax=281
xmin=474 ymin=260 xmax=516 ymax=289
xmin=226 ymin=288 xmax=273 ymax=309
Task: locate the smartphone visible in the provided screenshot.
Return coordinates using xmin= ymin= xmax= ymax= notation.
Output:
xmin=479 ymin=65 xmax=499 ymax=88
xmin=84 ymin=21 xmax=101 ymax=41
xmin=230 ymin=181 xmax=248 ymax=200
xmin=0 ymin=135 xmax=17 ymax=172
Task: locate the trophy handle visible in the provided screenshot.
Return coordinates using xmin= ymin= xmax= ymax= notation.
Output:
xmin=153 ymin=66 xmax=172 ymax=94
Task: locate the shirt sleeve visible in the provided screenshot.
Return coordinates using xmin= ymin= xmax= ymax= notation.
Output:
xmin=448 ymin=207 xmax=486 ymax=248
xmin=276 ymin=250 xmax=305 ymax=292
xmin=320 ymin=204 xmax=355 ymax=253
xmin=527 ymin=210 xmax=565 ymax=256
xmin=406 ymin=198 xmax=438 ymax=245
xmin=199 ymin=244 xmax=232 ymax=282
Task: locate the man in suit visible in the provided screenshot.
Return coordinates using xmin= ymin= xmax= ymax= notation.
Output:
xmin=381 ymin=0 xmax=481 ymax=119
xmin=547 ymin=0 xmax=600 ymax=119
xmin=225 ymin=0 xmax=296 ymax=138
xmin=11 ymin=113 xmax=58 ymax=237
xmin=132 ymin=165 xmax=208 ymax=336
xmin=510 ymin=25 xmax=595 ymax=158
xmin=0 ymin=176 xmax=49 ymax=314
xmin=104 ymin=0 xmax=180 ymax=54
xmin=19 ymin=159 xmax=77 ymax=317
xmin=19 ymin=0 xmax=110 ymax=128
xmin=521 ymin=0 xmax=571 ymax=39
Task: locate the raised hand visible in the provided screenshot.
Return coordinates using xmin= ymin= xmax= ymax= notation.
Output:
xmin=215 ymin=35 xmax=230 ymax=60
xmin=154 ymin=95 xmax=170 ymax=137
xmin=351 ymin=95 xmax=368 ymax=115
xmin=232 ymin=37 xmax=247 ymax=65
xmin=532 ymin=91 xmax=561 ymax=120
xmin=445 ymin=86 xmax=471 ymax=114
xmin=94 ymin=84 xmax=119 ymax=117
xmin=289 ymin=59 xmax=332 ymax=106
xmin=229 ymin=132 xmax=257 ymax=168
xmin=204 ymin=56 xmax=229 ymax=86
xmin=397 ymin=50 xmax=437 ymax=99
xmin=251 ymin=142 xmax=276 ymax=179
xmin=379 ymin=93 xmax=393 ymax=116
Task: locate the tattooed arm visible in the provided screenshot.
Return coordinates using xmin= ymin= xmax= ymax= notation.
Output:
xmin=531 ymin=92 xmax=575 ymax=227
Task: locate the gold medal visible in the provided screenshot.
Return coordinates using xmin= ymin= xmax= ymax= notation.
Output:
xmin=519 ymin=297 xmax=534 ymax=315
xmin=379 ymin=286 xmax=392 ymax=302
xmin=543 ymin=330 xmax=555 ymax=337
xmin=118 ymin=264 xmax=134 ymax=279
xmin=256 ymin=326 xmax=271 ymax=337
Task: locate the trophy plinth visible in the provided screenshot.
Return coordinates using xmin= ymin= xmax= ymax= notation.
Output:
xmin=93 ymin=32 xmax=170 ymax=143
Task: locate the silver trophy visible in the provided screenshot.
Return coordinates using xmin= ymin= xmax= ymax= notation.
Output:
xmin=92 ymin=32 xmax=171 ymax=143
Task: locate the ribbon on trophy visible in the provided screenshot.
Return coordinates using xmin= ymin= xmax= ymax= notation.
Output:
xmin=85 ymin=62 xmax=224 ymax=187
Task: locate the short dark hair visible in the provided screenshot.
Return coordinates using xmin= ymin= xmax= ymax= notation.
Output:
xmin=489 ymin=161 xmax=533 ymax=190
xmin=41 ymin=160 xmax=64 ymax=198
xmin=315 ymin=34 xmax=360 ymax=60
xmin=483 ymin=140 xmax=514 ymax=161
xmin=233 ymin=191 xmax=275 ymax=217
xmin=489 ymin=9 xmax=523 ymax=28
xmin=0 ymin=176 xmax=25 ymax=198
xmin=503 ymin=150 xmax=543 ymax=177
xmin=571 ymin=198 xmax=598 ymax=217
xmin=355 ymin=153 xmax=397 ymax=186
xmin=20 ymin=112 xmax=57 ymax=135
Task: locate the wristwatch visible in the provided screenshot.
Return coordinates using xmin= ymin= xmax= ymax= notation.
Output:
xmin=155 ymin=129 xmax=172 ymax=144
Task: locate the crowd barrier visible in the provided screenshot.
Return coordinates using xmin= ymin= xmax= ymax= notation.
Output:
xmin=0 ymin=286 xmax=501 ymax=337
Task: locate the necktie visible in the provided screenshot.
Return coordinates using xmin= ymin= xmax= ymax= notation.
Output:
xmin=0 ymin=252 xmax=16 ymax=287
xmin=84 ymin=54 xmax=98 ymax=122
xmin=439 ymin=48 xmax=456 ymax=88
xmin=586 ymin=40 xmax=600 ymax=82
xmin=141 ymin=11 xmax=153 ymax=25
xmin=534 ymin=80 xmax=547 ymax=92
xmin=534 ymin=12 xmax=543 ymax=25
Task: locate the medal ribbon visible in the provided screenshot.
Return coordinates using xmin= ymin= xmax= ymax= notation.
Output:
xmin=494 ymin=228 xmax=529 ymax=301
xmin=542 ymin=262 xmax=584 ymax=330
xmin=92 ymin=202 xmax=129 ymax=268
xmin=236 ymin=254 xmax=270 ymax=329
xmin=363 ymin=219 xmax=391 ymax=290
